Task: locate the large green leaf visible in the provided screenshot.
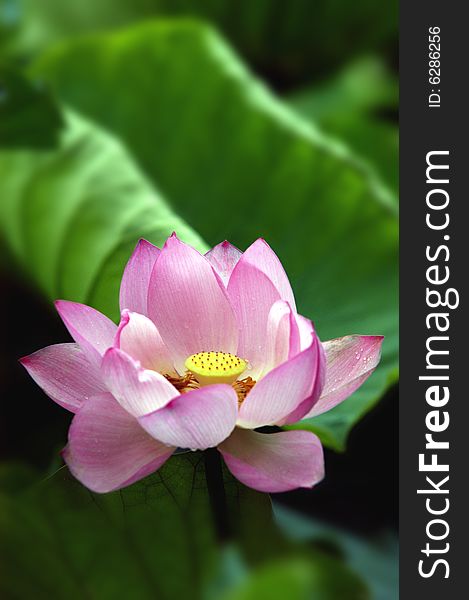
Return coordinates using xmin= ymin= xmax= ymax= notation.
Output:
xmin=220 ymin=555 xmax=369 ymax=600
xmin=32 ymin=20 xmax=398 ymax=449
xmin=0 ymin=455 xmax=272 ymax=600
xmin=0 ymin=459 xmax=369 ymax=600
xmin=0 ymin=0 xmax=20 ymax=56
xmin=290 ymin=58 xmax=398 ymax=121
xmin=290 ymin=58 xmax=399 ymax=198
xmin=8 ymin=0 xmax=396 ymax=85
xmin=274 ymin=504 xmax=398 ymax=600
xmin=0 ymin=109 xmax=205 ymax=320
xmin=0 ymin=66 xmax=63 ymax=149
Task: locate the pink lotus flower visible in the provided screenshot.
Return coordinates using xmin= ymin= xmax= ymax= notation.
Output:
xmin=21 ymin=235 xmax=383 ymax=494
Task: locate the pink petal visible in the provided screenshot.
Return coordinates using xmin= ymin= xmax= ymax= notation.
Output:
xmin=281 ymin=339 xmax=326 ymax=425
xmin=139 ymin=384 xmax=238 ymax=450
xmin=218 ymin=428 xmax=324 ymax=493
xmin=304 ymin=335 xmax=384 ymax=418
xmin=20 ymin=343 xmax=105 ymax=412
xmin=237 ymin=332 xmax=321 ymax=429
xmin=237 ymin=239 xmax=296 ymax=310
xmin=275 ymin=315 xmax=327 ymax=424
xmin=147 ymin=234 xmax=238 ymax=372
xmin=115 ymin=310 xmax=175 ymax=374
xmin=296 ymin=314 xmax=316 ymax=350
xmin=227 ymin=260 xmax=281 ymax=375
xmin=55 ymin=300 xmax=117 ymax=368
xmin=205 ymin=241 xmax=242 ymax=286
xmin=119 ymin=239 xmax=160 ymax=315
xmin=63 ymin=392 xmax=174 ymax=493
xmin=259 ymin=300 xmax=300 ymax=378
xmin=101 ymin=348 xmax=178 ymax=417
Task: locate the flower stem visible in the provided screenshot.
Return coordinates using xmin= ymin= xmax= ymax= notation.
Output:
xmin=204 ymin=448 xmax=231 ymax=543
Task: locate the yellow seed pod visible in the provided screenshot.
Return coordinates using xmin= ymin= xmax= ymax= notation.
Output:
xmin=185 ymin=351 xmax=247 ymax=386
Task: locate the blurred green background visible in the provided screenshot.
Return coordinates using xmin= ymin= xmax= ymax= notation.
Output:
xmin=0 ymin=1 xmax=398 ymax=598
